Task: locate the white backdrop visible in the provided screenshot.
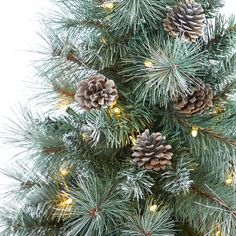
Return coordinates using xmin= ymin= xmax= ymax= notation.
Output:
xmin=0 ymin=0 xmax=235 ymax=183
xmin=0 ymin=0 xmax=50 ymax=186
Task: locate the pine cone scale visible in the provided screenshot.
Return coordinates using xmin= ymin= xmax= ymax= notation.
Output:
xmin=138 ymin=162 xmax=145 ymax=167
xmin=155 ymin=153 xmax=164 ymax=158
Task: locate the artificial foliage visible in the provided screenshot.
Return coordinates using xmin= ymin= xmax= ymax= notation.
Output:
xmin=0 ymin=0 xmax=236 ymax=235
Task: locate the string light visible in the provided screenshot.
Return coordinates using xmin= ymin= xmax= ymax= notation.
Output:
xmin=101 ymin=2 xmax=114 ymax=10
xmin=144 ymin=59 xmax=154 ymax=68
xmin=225 ymin=172 xmax=235 ymax=186
xmin=129 ymin=135 xmax=136 ymax=146
xmin=110 ymin=107 xmax=121 ymax=115
xmin=110 ymin=99 xmax=118 ymax=108
xmin=213 ymin=100 xmax=226 ymax=115
xmin=60 ymin=168 xmax=69 ymax=177
xmin=213 ymin=106 xmax=225 ymax=115
xmin=225 ymin=177 xmax=233 ymax=186
xmin=191 ymin=126 xmax=199 ymax=138
xmin=215 ymin=229 xmax=222 ymax=236
xmin=55 ymin=192 xmax=74 ymax=220
xmin=62 ymin=197 xmax=73 ymax=205
xmin=113 ymin=107 xmax=121 ymax=115
xmin=82 ymin=132 xmax=90 ymax=142
xmin=149 ymin=204 xmax=158 ymax=213
xmin=108 ymin=106 xmax=122 ymax=118
xmin=57 ymin=93 xmax=73 ymax=110
xmin=213 ymin=224 xmax=222 ymax=236
xmin=58 ymin=193 xmax=73 ymax=207
xmin=100 ymin=37 xmax=107 ymax=44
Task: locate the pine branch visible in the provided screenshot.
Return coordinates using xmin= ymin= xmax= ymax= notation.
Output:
xmin=53 ymin=85 xmax=75 ymax=100
xmin=203 ymin=128 xmax=236 ymax=148
xmin=106 ymin=0 xmax=168 ymax=35
xmin=122 ymin=200 xmax=175 ymax=236
xmin=65 ymin=94 xmax=155 ymax=149
xmin=0 ymin=166 xmax=64 ymax=234
xmin=0 ymin=162 xmax=45 ymax=202
xmin=170 ymin=172 xmax=236 ymax=235
xmin=191 ymin=185 xmax=236 ymax=218
xmin=203 ymin=17 xmax=236 ymax=93
xmin=160 ymin=111 xmax=236 ymax=180
xmin=2 ymin=109 xmax=92 ymax=174
xmin=197 ymin=0 xmax=224 ymax=18
xmin=64 ymin=174 xmax=129 ymax=236
xmin=63 ymin=19 xmax=108 ymax=29
xmin=204 ymin=15 xmax=236 ymax=60
xmin=0 ymin=207 xmax=62 ymax=236
xmin=175 ymin=116 xmax=236 ymax=148
xmin=161 ymin=156 xmax=195 ymax=195
xmin=214 ymin=79 xmax=236 ymax=100
xmin=42 ymin=146 xmax=65 ymax=155
xmin=118 ymin=168 xmax=154 ymax=201
xmin=121 ymin=37 xmax=205 ymax=107
xmin=32 ymin=66 xmax=95 ymax=109
xmin=47 ymin=0 xmax=107 ymax=31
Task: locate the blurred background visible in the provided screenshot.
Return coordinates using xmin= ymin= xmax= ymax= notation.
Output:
xmin=0 ymin=0 xmax=235 ymax=184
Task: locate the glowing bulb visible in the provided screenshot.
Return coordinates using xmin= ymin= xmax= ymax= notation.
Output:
xmin=108 ymin=106 xmax=122 ymax=118
xmin=58 ymin=101 xmax=72 ymax=110
xmin=63 ymin=198 xmax=73 ymax=205
xmin=225 ymin=178 xmax=233 ymax=186
xmin=110 ymin=99 xmax=118 ymax=108
xmin=57 ymin=94 xmax=73 ymax=110
xmin=58 ymin=193 xmax=74 ymax=207
xmin=59 ymin=197 xmax=73 ymax=207
xmin=225 ymin=173 xmax=234 ymax=186
xmin=60 ymin=168 xmax=69 ymax=177
xmin=113 ymin=107 xmax=121 ymax=115
xmin=144 ymin=59 xmax=153 ymax=68
xmin=215 ymin=230 xmax=222 ymax=236
xmin=100 ymin=37 xmax=107 ymax=44
xmin=101 ymin=2 xmax=114 ymax=10
xmin=82 ymin=132 xmax=89 ymax=142
xmin=129 ymin=136 xmax=136 ymax=146
xmin=149 ymin=204 xmax=158 ymax=212
xmin=191 ymin=126 xmax=198 ymax=138
xmin=213 ymin=106 xmax=224 ymax=115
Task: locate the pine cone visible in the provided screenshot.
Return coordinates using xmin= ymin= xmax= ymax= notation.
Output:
xmin=132 ymin=129 xmax=173 ymax=171
xmin=163 ymin=0 xmax=205 ymax=42
xmin=74 ymin=75 xmax=118 ymax=110
xmin=173 ymin=84 xmax=213 ymax=116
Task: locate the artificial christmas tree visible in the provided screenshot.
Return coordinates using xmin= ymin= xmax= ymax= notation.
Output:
xmin=0 ymin=0 xmax=236 ymax=235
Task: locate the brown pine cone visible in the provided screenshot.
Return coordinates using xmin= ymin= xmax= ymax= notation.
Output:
xmin=132 ymin=129 xmax=173 ymax=171
xmin=163 ymin=0 xmax=205 ymax=42
xmin=173 ymin=83 xmax=213 ymax=116
xmin=74 ymin=74 xmax=118 ymax=110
